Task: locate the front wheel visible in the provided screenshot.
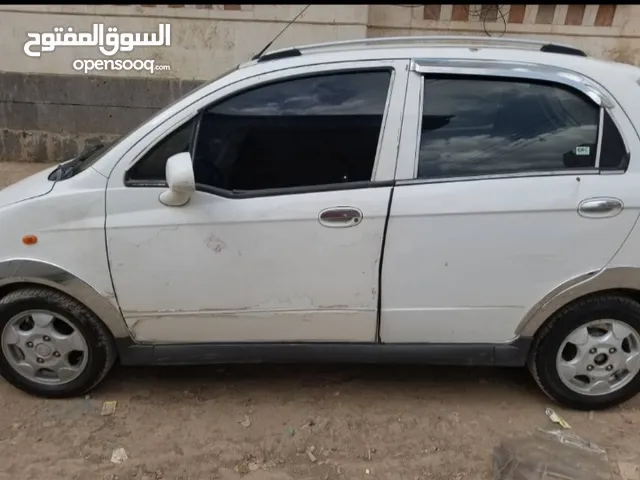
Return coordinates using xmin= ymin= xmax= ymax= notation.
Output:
xmin=0 ymin=287 xmax=117 ymax=398
xmin=529 ymin=294 xmax=640 ymax=410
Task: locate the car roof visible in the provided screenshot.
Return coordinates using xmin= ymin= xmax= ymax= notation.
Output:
xmin=237 ymin=35 xmax=638 ymax=80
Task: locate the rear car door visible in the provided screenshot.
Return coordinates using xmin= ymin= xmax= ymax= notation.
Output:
xmin=381 ymin=59 xmax=638 ymax=344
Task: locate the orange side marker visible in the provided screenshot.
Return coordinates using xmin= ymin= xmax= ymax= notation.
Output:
xmin=22 ymin=234 xmax=38 ymax=245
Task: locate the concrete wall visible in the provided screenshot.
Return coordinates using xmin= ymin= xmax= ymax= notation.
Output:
xmin=1 ymin=4 xmax=639 ymax=163
xmin=0 ymin=4 xmax=368 ymax=162
xmin=0 ymin=4 xmax=368 ymax=79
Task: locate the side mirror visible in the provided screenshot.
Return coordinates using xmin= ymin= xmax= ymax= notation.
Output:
xmin=159 ymin=152 xmax=195 ymax=207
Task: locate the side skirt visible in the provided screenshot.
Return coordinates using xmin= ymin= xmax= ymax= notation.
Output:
xmin=116 ymin=337 xmax=532 ymax=367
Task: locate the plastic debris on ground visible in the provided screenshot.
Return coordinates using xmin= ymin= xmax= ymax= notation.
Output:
xmin=493 ymin=428 xmax=612 ymax=480
xmin=544 ymin=408 xmax=571 ymax=429
xmin=239 ymin=415 xmax=251 ymax=428
xmin=101 ymin=401 xmax=117 ymax=416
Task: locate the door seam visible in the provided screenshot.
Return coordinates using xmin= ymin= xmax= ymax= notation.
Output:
xmin=376 ymin=185 xmax=395 ymax=343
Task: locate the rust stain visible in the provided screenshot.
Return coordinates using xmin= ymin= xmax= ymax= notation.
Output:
xmin=595 ymin=4 xmax=616 ymax=27
xmin=423 ymin=5 xmax=441 ymax=21
xmin=565 ymin=4 xmax=586 ymax=26
xmin=508 ymin=5 xmax=526 ymax=24
xmin=451 ymin=5 xmax=469 ymax=22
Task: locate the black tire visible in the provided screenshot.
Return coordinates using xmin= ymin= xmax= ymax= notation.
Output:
xmin=0 ymin=287 xmax=117 ymax=398
xmin=529 ymin=293 xmax=640 ymax=410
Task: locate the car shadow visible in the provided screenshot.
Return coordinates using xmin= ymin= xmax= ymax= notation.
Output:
xmin=94 ymin=363 xmax=545 ymax=406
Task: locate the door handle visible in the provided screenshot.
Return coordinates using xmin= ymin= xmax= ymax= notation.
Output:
xmin=319 ymin=207 xmax=363 ymax=228
xmin=578 ymin=197 xmax=624 ymax=218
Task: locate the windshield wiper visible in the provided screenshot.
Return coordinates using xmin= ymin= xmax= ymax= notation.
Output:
xmin=50 ymin=143 xmax=106 ymax=181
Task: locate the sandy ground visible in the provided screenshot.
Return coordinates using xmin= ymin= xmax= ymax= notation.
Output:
xmin=1 ymin=162 xmax=640 ymax=480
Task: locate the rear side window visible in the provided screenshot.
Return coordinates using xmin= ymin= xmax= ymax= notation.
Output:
xmin=418 ymin=77 xmax=606 ymax=179
xmin=600 ymin=111 xmax=628 ymax=169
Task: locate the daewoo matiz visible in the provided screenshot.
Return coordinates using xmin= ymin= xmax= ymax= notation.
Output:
xmin=0 ymin=36 xmax=639 ymax=410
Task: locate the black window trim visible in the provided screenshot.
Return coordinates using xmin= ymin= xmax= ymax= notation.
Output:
xmin=408 ymin=72 xmax=630 ymax=184
xmin=124 ymin=66 xmax=397 ymax=199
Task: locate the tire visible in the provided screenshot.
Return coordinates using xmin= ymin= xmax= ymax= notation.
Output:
xmin=0 ymin=287 xmax=117 ymax=398
xmin=529 ymin=293 xmax=640 ymax=410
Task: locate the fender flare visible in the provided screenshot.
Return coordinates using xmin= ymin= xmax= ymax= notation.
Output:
xmin=0 ymin=259 xmax=131 ymax=339
xmin=516 ymin=266 xmax=640 ymax=338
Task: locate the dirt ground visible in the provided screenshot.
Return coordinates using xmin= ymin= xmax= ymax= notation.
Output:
xmin=1 ymin=162 xmax=640 ymax=480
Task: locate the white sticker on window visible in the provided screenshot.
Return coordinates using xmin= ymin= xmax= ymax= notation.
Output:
xmin=575 ymin=146 xmax=590 ymax=156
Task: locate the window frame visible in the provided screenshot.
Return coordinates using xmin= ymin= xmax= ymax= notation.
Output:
xmin=123 ymin=64 xmax=401 ymax=199
xmin=395 ymin=58 xmax=630 ymax=184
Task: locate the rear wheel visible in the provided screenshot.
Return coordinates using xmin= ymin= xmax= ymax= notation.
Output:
xmin=529 ymin=294 xmax=640 ymax=410
xmin=0 ymin=287 xmax=116 ymax=398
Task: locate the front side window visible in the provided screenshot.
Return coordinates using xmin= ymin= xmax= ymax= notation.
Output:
xmin=417 ymin=76 xmax=604 ymax=179
xmin=192 ymin=70 xmax=391 ymax=192
xmin=127 ymin=118 xmax=196 ymax=181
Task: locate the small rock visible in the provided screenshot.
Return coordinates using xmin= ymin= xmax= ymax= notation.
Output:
xmin=240 ymin=415 xmax=251 ymax=428
xmin=619 ymin=461 xmax=640 ymax=480
xmin=218 ymin=468 xmax=241 ymax=480
xmin=315 ymin=418 xmax=329 ymax=430
xmin=248 ymin=462 xmax=261 ymax=472
xmin=365 ymin=469 xmax=371 ymax=475
xmin=110 ymin=447 xmax=129 ymax=464
xmin=306 ymin=446 xmax=317 ymax=463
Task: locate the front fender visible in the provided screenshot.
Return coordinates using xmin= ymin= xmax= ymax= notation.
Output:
xmin=0 ymin=259 xmax=131 ymax=339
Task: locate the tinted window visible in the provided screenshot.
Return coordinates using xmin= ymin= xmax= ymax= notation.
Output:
xmin=600 ymin=111 xmax=628 ymax=169
xmin=192 ymin=71 xmax=391 ymax=192
xmin=418 ymin=77 xmax=600 ymax=179
xmin=127 ymin=119 xmax=195 ymax=181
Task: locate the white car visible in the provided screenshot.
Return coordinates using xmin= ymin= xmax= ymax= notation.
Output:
xmin=0 ymin=36 xmax=638 ymax=410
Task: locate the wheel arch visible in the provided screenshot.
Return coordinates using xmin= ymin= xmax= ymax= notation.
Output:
xmin=516 ymin=267 xmax=640 ymax=338
xmin=0 ymin=259 xmax=131 ymax=339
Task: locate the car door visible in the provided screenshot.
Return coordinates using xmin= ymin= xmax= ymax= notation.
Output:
xmin=105 ymin=60 xmax=409 ymax=343
xmin=381 ymin=59 xmax=639 ymax=344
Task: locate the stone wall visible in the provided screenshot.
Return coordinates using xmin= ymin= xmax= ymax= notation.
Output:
xmin=1 ymin=4 xmax=639 ymax=163
xmin=0 ymin=4 xmax=367 ymax=162
xmin=0 ymin=71 xmax=201 ymax=163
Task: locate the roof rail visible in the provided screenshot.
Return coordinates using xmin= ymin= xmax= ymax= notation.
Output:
xmin=265 ymin=35 xmax=587 ymax=58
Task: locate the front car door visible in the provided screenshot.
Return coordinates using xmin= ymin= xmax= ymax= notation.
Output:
xmin=105 ymin=60 xmax=409 ymax=343
xmin=381 ymin=58 xmax=639 ymax=344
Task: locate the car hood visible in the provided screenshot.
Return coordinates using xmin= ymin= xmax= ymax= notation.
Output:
xmin=0 ymin=164 xmax=58 ymax=208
